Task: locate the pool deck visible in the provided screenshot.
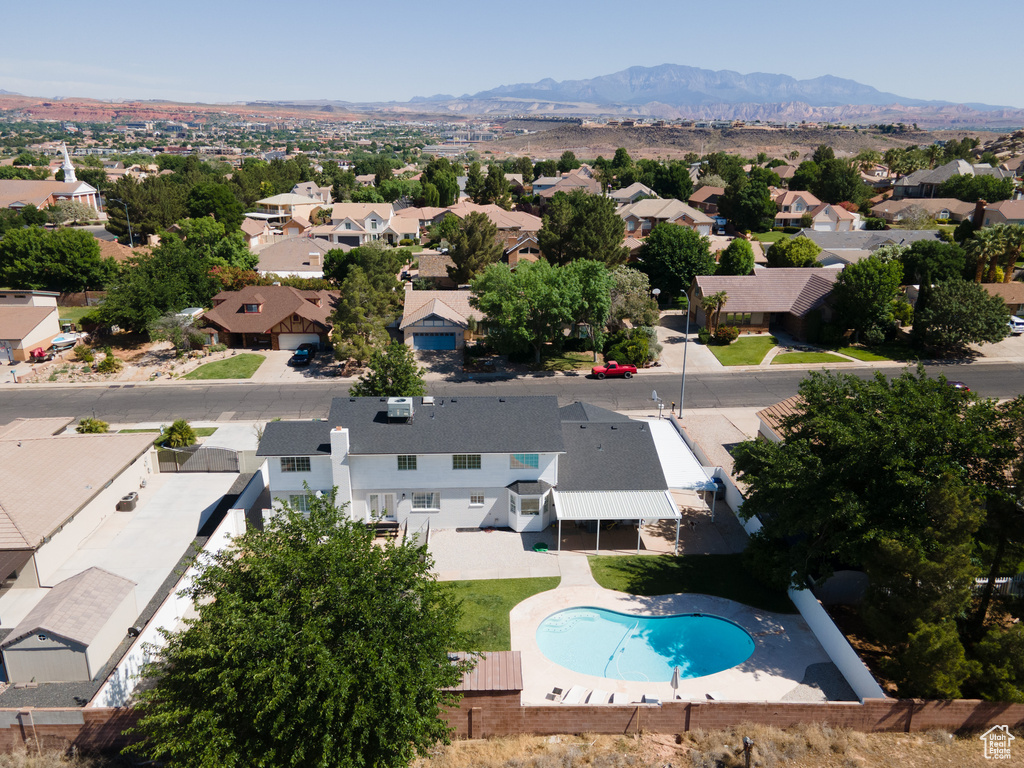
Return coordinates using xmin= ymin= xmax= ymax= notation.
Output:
xmin=510 ymin=552 xmax=839 ymax=705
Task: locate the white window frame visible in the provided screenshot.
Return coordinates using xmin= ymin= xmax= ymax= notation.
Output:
xmin=452 ymin=454 xmax=481 ymax=470
xmin=519 ymin=497 xmax=541 ymax=516
xmin=412 ymin=491 xmax=440 ymax=511
xmin=397 ymin=455 xmax=417 ymax=471
xmin=289 ymin=494 xmax=311 ymax=513
xmin=470 ymin=492 xmax=485 ymax=507
xmin=280 ymin=456 xmax=311 ymax=473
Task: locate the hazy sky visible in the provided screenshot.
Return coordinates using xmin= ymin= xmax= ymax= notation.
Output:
xmin=3 ymin=0 xmax=1021 ymax=108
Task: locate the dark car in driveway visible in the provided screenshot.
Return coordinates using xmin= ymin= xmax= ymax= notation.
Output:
xmin=288 ymin=343 xmax=319 ymax=367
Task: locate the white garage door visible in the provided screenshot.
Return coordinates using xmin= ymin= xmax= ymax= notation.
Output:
xmin=277 ymin=333 xmax=320 ymax=350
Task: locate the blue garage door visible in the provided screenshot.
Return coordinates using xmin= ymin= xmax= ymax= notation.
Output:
xmin=413 ymin=332 xmax=456 ymax=350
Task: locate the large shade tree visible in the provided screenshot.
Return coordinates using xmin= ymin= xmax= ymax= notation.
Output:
xmin=537 ymin=189 xmax=629 ymax=267
xmin=636 ymin=222 xmax=715 ymax=298
xmin=130 ymin=489 xmax=469 ymax=767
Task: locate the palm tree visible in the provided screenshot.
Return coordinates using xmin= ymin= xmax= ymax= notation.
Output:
xmin=700 ymin=291 xmax=728 ymax=335
xmin=966 ymin=230 xmax=1001 ymax=283
xmin=162 ymin=419 xmax=197 ymax=448
xmin=984 ymin=228 xmax=1008 ymax=283
xmin=994 ymin=224 xmax=1024 ymax=283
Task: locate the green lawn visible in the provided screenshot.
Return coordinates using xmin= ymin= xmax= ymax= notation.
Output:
xmin=532 ymin=350 xmax=595 ymax=371
xmin=751 ymin=231 xmax=787 ymax=243
xmin=449 ymin=577 xmax=561 ymax=651
xmin=771 ymin=351 xmax=850 ymax=365
xmin=182 ymin=354 xmax=265 ymax=380
xmin=588 ymin=554 xmax=795 ymax=613
xmin=122 ymin=427 xmax=217 ymax=438
xmin=57 ymin=306 xmax=96 ymax=326
xmin=836 ymin=341 xmax=920 ymax=362
xmin=708 ymin=336 xmax=776 ymax=366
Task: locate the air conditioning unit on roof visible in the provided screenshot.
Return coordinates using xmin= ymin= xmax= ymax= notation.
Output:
xmin=387 ymin=397 xmax=413 ymax=419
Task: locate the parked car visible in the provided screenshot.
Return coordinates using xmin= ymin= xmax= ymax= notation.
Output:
xmin=1009 ymin=316 xmax=1024 ymax=335
xmin=947 ymin=381 xmax=970 ymax=392
xmin=297 ymin=342 xmax=319 ymax=360
xmin=288 ymin=344 xmax=318 ymax=367
xmin=591 ymin=360 xmax=637 ymax=379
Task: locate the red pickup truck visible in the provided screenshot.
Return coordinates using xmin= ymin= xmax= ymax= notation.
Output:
xmin=591 ymin=360 xmax=637 ymax=379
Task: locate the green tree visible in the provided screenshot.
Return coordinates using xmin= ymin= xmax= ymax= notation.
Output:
xmin=471 ymin=260 xmax=575 ymax=364
xmin=717 ymin=179 xmax=775 ymax=232
xmin=533 ymin=159 xmax=558 ymax=179
xmin=700 ymin=290 xmax=728 ymax=335
xmin=608 ymin=266 xmax=659 ymax=332
xmin=480 ymin=165 xmax=512 ymax=210
xmin=899 ymin=240 xmax=970 ymax=285
xmin=938 ymin=174 xmax=1014 ymax=203
xmin=637 ymin=222 xmax=715 ymax=298
xmin=537 ymin=189 xmax=628 ymax=267
xmin=788 ymin=161 xmax=820 ymax=193
xmin=0 ymin=226 xmax=116 ymax=293
xmin=186 ymin=182 xmax=244 ymax=231
xmin=766 ymin=235 xmax=822 ymax=268
xmin=811 ymin=145 xmax=835 ymax=164
xmin=160 ymin=419 xmax=197 ymax=447
xmin=421 ymin=158 xmax=460 ymax=207
xmin=890 ymin=619 xmax=979 ymax=699
xmin=832 ymin=255 xmax=903 ymax=342
xmin=650 ymin=160 xmax=694 ymax=201
xmin=76 ymin=417 xmax=109 ymax=434
xmin=129 ymin=488 xmax=467 ymax=768
xmin=557 ymin=151 xmax=580 ymax=173
xmin=47 ymin=200 xmax=96 ymax=227
xmin=331 ymin=266 xmax=398 ymax=365
xmin=150 ymin=313 xmax=207 ymax=357
xmin=175 ymin=217 xmax=256 ymax=270
xmin=811 ymin=158 xmax=868 ymax=205
xmin=563 ymin=259 xmax=613 ymax=361
xmin=349 ymin=341 xmax=426 ymax=397
xmin=426 ymin=213 xmax=461 ymax=250
xmin=911 ymin=279 xmax=1010 ymax=355
xmin=717 ymin=238 xmax=755 ymax=276
xmin=464 ymin=161 xmax=485 ymax=202
xmin=699 ymin=152 xmax=745 ymax=186
xmin=447 ymin=212 xmax=503 ymax=284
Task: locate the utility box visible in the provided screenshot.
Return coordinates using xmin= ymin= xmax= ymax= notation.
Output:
xmin=116 ymin=492 xmax=138 ymax=512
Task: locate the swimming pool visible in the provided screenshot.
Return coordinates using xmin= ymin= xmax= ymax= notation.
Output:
xmin=536 ymin=606 xmax=755 ymax=682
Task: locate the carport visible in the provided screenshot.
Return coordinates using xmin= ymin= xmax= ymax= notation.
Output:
xmin=551 ymin=489 xmax=682 ymax=554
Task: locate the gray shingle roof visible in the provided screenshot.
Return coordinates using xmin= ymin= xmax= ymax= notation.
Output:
xmin=506 ymin=481 xmax=552 ymax=495
xmin=256 ymin=421 xmax=332 ymax=457
xmin=558 ymin=421 xmax=668 ymax=492
xmin=3 ymin=567 xmax=135 ymax=648
xmin=325 ymin=396 xmax=564 ymax=455
xmin=797 ymin=229 xmax=942 ymax=250
xmin=558 ymin=402 xmax=631 ymax=423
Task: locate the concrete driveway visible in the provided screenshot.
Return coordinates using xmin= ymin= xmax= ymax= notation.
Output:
xmin=248 ymin=350 xmax=343 ymax=382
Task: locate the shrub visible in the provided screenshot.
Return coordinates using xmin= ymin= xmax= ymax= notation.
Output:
xmin=209 ymin=343 xmax=227 ymax=352
xmin=398 ymin=238 xmax=415 ymax=247
xmin=160 ymin=419 xmax=197 ymax=447
xmin=76 ymin=417 xmax=109 ymax=434
xmin=865 ymin=217 xmax=887 ymax=230
xmin=697 ymin=327 xmax=711 ymax=344
xmin=73 ymin=344 xmax=94 ymax=362
xmin=819 ymin=323 xmax=846 ymax=348
xmin=96 ymin=351 xmax=123 ymax=373
xmin=713 ymin=325 xmax=740 ymax=344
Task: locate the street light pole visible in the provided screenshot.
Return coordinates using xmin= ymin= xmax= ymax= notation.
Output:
xmin=107 ymin=197 xmax=133 ymax=246
xmin=680 ymin=295 xmax=690 ymax=415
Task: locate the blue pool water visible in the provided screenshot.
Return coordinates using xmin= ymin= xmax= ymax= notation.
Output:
xmin=536 ymin=607 xmax=755 ymax=682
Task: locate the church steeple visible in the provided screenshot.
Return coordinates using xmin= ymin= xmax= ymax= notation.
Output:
xmin=60 ymin=142 xmax=76 ymax=183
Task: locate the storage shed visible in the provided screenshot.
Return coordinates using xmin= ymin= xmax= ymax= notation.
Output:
xmin=1 ymin=567 xmax=137 ymax=683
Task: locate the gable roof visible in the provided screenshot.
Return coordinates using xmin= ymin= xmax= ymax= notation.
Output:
xmin=756 ymin=395 xmax=803 ymax=440
xmin=2 ymin=567 xmax=136 ymax=648
xmin=0 ymin=306 xmax=56 ymax=341
xmin=400 ymin=297 xmax=468 ymax=329
xmin=982 ymin=282 xmax=1024 ymax=307
xmin=558 ymin=402 xmax=631 ymax=423
xmin=689 ymin=185 xmax=725 ymax=204
xmin=401 ymin=288 xmax=479 ymax=328
xmin=536 ymin=175 xmax=602 ymax=198
xmin=256 ymin=236 xmax=332 ymax=274
xmin=558 ymin=421 xmax=668 ymax=491
xmin=694 ymin=269 xmax=839 ymax=316
xmin=618 ymin=198 xmax=714 ymax=225
xmin=871 ymin=197 xmax=974 ymax=218
xmin=256 ymin=193 xmax=320 ymax=207
xmin=0 ymin=180 xmax=96 ymax=209
xmin=810 ymin=203 xmax=855 ymax=221
xmin=0 ymin=417 xmax=74 ymax=440
xmin=416 ymin=249 xmax=456 ymax=279
xmin=203 ymin=285 xmax=338 ymax=334
xmin=96 ymin=238 xmax=140 ymax=263
xmin=797 ymin=228 xmax=942 ymax=251
xmin=775 ymin=190 xmax=822 ymax=208
xmin=329 ymin=202 xmax=394 ymax=223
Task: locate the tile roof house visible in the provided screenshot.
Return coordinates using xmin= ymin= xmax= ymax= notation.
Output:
xmin=291 ymin=181 xmax=333 ymax=204
xmin=0 ymin=179 xmax=101 ymax=213
xmin=608 ymin=182 xmax=656 ymax=204
xmin=690 ymin=269 xmax=839 ymax=340
xmin=982 ymin=282 xmax=1024 ymax=315
xmin=773 ymin=190 xmax=822 ymax=227
xmin=689 ymin=185 xmax=726 ymax=215
xmin=534 ymin=174 xmax=603 ymax=199
xmin=251 ymin=193 xmax=323 ymax=223
xmin=399 ymin=287 xmax=480 ymax=350
xmin=255 ymin=396 xmax=680 ymax=536
xmin=0 ymin=289 xmax=60 ymax=362
xmin=415 ymin=249 xmax=457 ymax=288
xmin=892 ymin=159 xmax=1014 ymax=200
xmin=756 ymin=395 xmax=803 ymax=443
xmin=201 ymin=285 xmax=339 ymax=350
xmin=980 ymin=199 xmax=1024 ymax=227
xmin=256 ymin=236 xmax=334 ymax=279
xmin=241 ymin=217 xmax=272 ymax=248
xmin=312 ymin=203 xmax=419 ymax=247
xmin=1 ymin=567 xmax=137 ymax=683
xmin=806 ymin=203 xmax=856 ymax=232
xmin=618 ymin=198 xmax=714 ymax=238
xmin=871 ymin=197 xmax=975 ymax=224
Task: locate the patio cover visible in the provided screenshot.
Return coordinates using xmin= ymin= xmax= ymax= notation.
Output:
xmin=552 ymin=489 xmax=681 ymax=554
xmin=643 ymin=420 xmax=712 ymax=490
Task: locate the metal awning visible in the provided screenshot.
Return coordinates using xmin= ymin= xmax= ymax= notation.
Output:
xmin=552 ymin=490 xmax=679 ymax=521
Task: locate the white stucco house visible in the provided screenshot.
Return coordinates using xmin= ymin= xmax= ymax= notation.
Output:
xmin=256 ymin=396 xmax=685 ymax=535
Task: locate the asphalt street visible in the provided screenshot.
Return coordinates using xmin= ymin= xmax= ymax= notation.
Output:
xmin=3 ymin=362 xmax=1024 ymax=425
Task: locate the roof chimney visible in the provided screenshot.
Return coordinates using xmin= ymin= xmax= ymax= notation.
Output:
xmin=973 ymin=198 xmax=987 ymax=226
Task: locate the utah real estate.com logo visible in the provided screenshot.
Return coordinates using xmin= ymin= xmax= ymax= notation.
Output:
xmin=979 ymin=725 xmax=1014 ymax=760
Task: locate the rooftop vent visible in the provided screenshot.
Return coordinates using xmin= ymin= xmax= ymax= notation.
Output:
xmin=387 ymin=397 xmax=414 ymax=420
xmin=422 ymin=396 xmax=435 ymax=405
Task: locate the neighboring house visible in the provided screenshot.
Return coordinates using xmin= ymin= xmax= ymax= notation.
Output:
xmin=817 ymin=248 xmax=874 ymax=268
xmin=255 ymin=396 xmax=679 ymax=535
xmin=690 ymin=269 xmax=839 ymax=340
xmin=773 ymin=191 xmax=822 ymax=228
xmin=250 ymin=193 xmax=322 ymax=224
xmin=312 ymin=203 xmax=419 ymax=247
xmin=892 ymin=159 xmax=1014 ymax=200
xmin=772 ymin=165 xmax=797 ymax=183
xmin=201 ymin=285 xmax=339 ymax=350
xmin=688 ymin=185 xmax=725 ymax=215
xmin=755 ymin=395 xmax=802 ymax=443
xmin=281 ymin=215 xmax=312 ymax=238
xmin=1 ymin=567 xmax=137 ymax=683
xmin=608 ymin=182 xmax=655 ymax=205
xmin=241 ymin=217 xmax=272 ymax=248
xmin=505 ymin=234 xmax=542 ymax=268
xmin=979 ymin=199 xmax=1024 ymax=227
xmin=291 ymin=181 xmax=333 ymax=204
xmin=0 ymin=419 xmax=154 ymax=592
xmin=400 ymin=287 xmax=480 ymax=350
xmin=393 ymin=203 xmax=541 ymax=249
xmin=415 ymin=249 xmax=457 ymax=288
xmin=256 ymin=236 xmax=334 ymax=279
xmin=0 ymin=179 xmax=101 ymax=213
xmin=870 ymin=197 xmax=974 ymax=224
xmin=797 ymin=228 xmax=942 ymax=252
xmin=806 ymin=203 xmax=856 ymax=232
xmin=534 ymin=174 xmax=603 ymax=200
xmin=0 ymin=289 xmax=60 ymax=362
xmin=982 ymin=283 xmax=1024 ymax=315
xmin=95 ymin=238 xmax=140 ymax=265
xmin=618 ymin=198 xmax=714 ymax=238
